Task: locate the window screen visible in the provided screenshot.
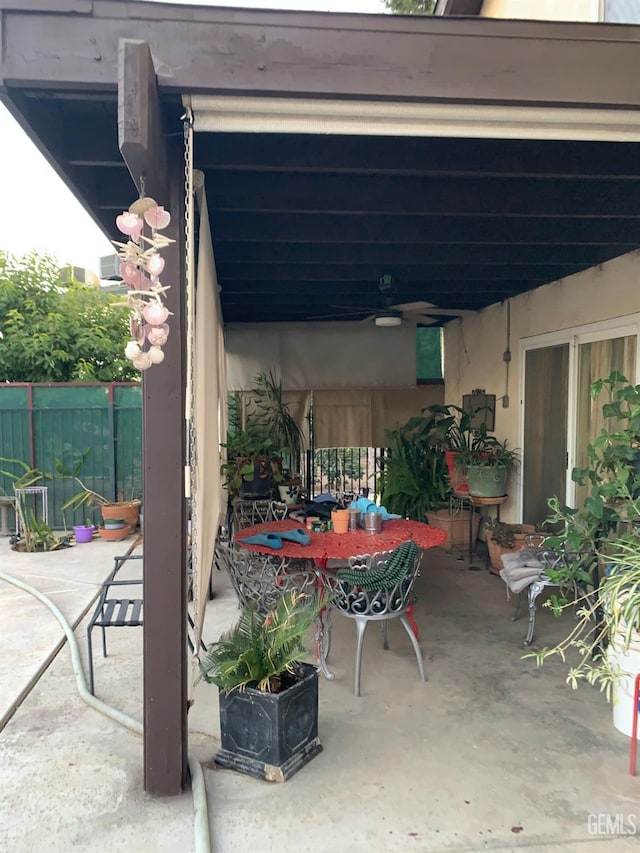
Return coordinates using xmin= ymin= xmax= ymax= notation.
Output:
xmin=604 ymin=0 xmax=640 ymax=22
xmin=416 ymin=327 xmax=443 ymax=382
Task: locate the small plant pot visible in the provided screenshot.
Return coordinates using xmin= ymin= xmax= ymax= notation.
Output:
xmin=278 ymin=484 xmax=300 ymax=507
xmin=445 ymin=450 xmax=468 ymax=494
xmin=103 ymin=518 xmax=125 ymax=530
xmin=426 ymin=509 xmax=480 ymax=551
xmin=97 ymin=524 xmax=134 ymax=541
xmin=485 ymin=524 xmax=537 ymax=573
xmin=73 ymin=524 xmax=95 ymax=543
xmin=101 ymin=500 xmax=141 ymax=528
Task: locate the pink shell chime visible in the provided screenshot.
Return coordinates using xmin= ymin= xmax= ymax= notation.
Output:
xmin=114 ymin=197 xmax=175 ymax=371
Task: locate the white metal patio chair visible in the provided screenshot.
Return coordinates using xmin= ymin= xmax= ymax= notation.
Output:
xmin=321 ymin=540 xmax=425 ymax=696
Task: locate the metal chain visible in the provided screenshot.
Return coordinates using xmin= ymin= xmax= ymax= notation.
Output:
xmin=183 ymin=107 xmax=199 ymax=660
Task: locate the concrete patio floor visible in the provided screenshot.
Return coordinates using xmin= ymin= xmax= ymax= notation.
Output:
xmin=1 ymin=537 xmax=639 ymax=851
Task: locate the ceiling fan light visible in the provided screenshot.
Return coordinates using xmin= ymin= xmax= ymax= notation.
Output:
xmin=375 ymin=311 xmax=402 ymax=327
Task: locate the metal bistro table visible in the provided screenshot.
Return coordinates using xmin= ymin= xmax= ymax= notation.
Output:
xmin=233 ymin=518 xmax=447 ymax=679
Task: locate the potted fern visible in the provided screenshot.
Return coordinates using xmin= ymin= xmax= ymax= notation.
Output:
xmin=198 ymin=590 xmax=324 ymax=782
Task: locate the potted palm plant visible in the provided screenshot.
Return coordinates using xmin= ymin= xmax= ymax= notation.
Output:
xmin=199 ymin=589 xmax=323 ymax=781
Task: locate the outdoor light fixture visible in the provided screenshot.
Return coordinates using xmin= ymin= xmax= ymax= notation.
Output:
xmin=375 ymin=311 xmax=402 ymax=327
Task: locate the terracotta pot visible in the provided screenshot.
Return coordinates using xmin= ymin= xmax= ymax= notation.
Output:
xmin=445 ymin=450 xmax=468 ymax=494
xmin=485 ymin=524 xmax=537 ymax=574
xmin=101 ymin=500 xmax=141 ymax=528
xmin=97 ymin=524 xmax=134 ymax=541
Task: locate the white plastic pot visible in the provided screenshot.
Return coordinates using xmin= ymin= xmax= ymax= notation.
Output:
xmin=607 ymin=632 xmax=640 ymax=740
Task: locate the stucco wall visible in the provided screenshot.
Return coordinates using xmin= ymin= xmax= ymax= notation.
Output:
xmin=443 ymin=249 xmax=640 ymax=520
xmin=481 ymin=0 xmax=598 ymax=20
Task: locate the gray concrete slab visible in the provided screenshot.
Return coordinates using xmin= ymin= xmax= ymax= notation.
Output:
xmin=1 ymin=542 xmax=639 ymax=852
xmin=195 ymin=549 xmax=640 ymax=852
xmin=0 ymin=536 xmax=140 ymax=729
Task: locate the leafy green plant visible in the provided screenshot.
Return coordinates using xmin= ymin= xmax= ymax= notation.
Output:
xmin=538 ymin=373 xmax=640 ymax=599
xmin=423 ymin=403 xmax=482 ymax=453
xmin=0 ymin=250 xmax=136 ymax=382
xmin=221 ymin=371 xmax=306 ymax=495
xmin=251 ymin=369 xmax=303 ymax=479
xmin=55 ymin=450 xmax=139 ymax=519
xmin=455 ymin=437 xmax=520 ymax=471
xmin=220 ymin=428 xmax=283 ymax=496
xmin=571 ymin=371 xmax=640 ymax=526
xmin=484 ymin=519 xmax=539 ymax=549
xmin=378 ymin=415 xmax=449 ymax=520
xmin=527 ymin=532 xmax=640 ymax=699
xmin=0 ymin=457 xmax=68 ymax=551
xmin=198 ymin=590 xmax=323 ymax=693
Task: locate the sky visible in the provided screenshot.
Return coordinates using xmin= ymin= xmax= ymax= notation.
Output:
xmin=0 ymin=0 xmax=387 ymax=275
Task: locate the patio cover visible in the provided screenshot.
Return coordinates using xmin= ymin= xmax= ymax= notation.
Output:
xmin=3 ymin=0 xmax=640 ymax=796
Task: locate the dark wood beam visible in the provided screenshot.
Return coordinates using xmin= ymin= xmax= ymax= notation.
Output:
xmin=218 ymin=279 xmax=539 ymax=298
xmin=213 ymin=242 xmax=631 ymax=267
xmin=216 ymin=262 xmax=590 ymax=282
xmin=3 ymin=2 xmax=640 ymax=109
xmin=118 ymin=36 xmax=187 ymax=797
xmin=118 ymin=39 xmax=168 ymax=200
xmin=207 ymin=212 xmax=640 ymax=245
xmin=196 ymin=134 xmax=640 ymax=181
xmin=203 ymin=173 xmax=640 ymax=217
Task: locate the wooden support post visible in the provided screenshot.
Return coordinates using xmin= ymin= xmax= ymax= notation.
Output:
xmin=118 ymin=38 xmax=187 ymax=797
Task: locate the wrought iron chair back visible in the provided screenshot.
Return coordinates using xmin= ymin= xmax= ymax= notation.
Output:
xmin=319 ymin=540 xmax=425 ymax=696
xmin=214 ymin=538 xmax=317 ymax=614
xmin=230 ymin=498 xmax=288 ymax=535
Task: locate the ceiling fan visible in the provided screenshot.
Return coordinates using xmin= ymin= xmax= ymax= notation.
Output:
xmin=313 ymin=274 xmax=476 ymax=327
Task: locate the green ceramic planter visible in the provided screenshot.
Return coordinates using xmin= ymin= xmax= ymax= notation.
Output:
xmin=465 ymin=465 xmax=508 ymax=498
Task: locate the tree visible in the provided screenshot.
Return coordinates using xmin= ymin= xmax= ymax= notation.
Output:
xmin=0 ymin=250 xmax=136 ymax=382
xmin=383 ymin=0 xmax=437 ymax=13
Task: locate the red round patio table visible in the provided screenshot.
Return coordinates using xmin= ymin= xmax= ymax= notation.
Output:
xmin=233 ymin=517 xmax=447 ymax=565
xmin=234 ymin=518 xmax=447 ymax=680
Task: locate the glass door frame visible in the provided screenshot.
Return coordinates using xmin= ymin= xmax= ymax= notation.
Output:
xmin=518 ymin=313 xmax=640 ymax=515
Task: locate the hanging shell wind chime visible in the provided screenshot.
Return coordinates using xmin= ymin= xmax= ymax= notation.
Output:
xmin=114 ymin=197 xmax=174 ymax=371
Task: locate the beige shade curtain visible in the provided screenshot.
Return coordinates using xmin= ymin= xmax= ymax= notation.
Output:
xmin=192 ymin=187 xmax=227 ymax=653
xmin=313 ymin=386 xmax=444 ymax=448
xmin=575 ymin=334 xmax=637 ymax=507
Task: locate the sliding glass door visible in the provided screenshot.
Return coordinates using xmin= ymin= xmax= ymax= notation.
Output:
xmin=523 ymin=344 xmax=569 ymax=525
xmin=521 ymin=319 xmax=639 ymax=523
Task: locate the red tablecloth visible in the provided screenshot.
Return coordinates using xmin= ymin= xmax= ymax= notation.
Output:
xmin=233 ymin=518 xmax=447 ymax=560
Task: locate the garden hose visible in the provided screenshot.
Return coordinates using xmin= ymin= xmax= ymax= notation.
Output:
xmin=0 ymin=570 xmax=211 ymax=853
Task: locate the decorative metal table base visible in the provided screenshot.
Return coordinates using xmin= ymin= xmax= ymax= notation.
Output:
xmin=314 ymin=606 xmax=335 ymax=680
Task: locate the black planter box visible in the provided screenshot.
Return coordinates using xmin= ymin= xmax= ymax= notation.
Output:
xmin=215 ymin=661 xmax=322 ymax=782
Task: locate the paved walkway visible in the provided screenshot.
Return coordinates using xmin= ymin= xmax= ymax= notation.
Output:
xmin=0 ymin=536 xmax=137 ymax=730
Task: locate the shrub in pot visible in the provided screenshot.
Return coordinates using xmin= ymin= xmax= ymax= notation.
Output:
xmin=484 ymin=518 xmax=538 ymax=573
xmin=422 ymin=403 xmax=491 ymax=495
xmin=378 ymin=416 xmax=450 ymax=521
xmin=529 ymin=532 xmax=640 ymax=739
xmin=198 ymin=590 xmax=324 ymax=781
xmin=455 ymin=438 xmax=520 ymax=498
